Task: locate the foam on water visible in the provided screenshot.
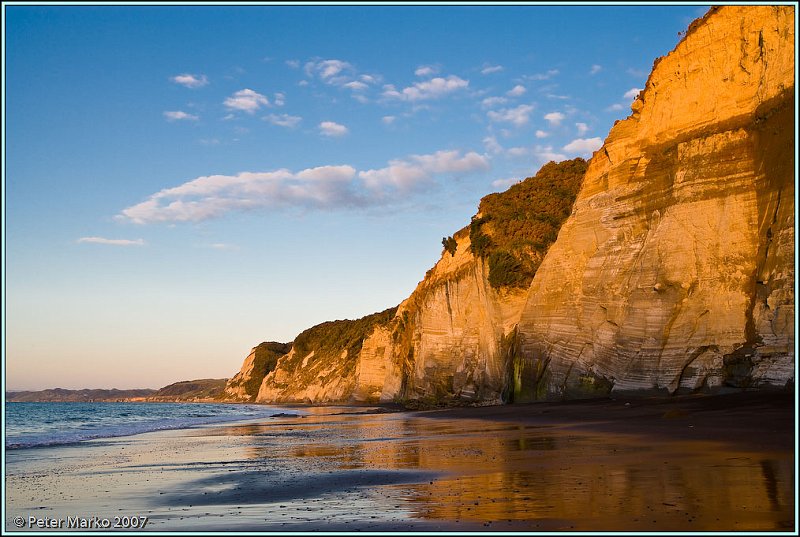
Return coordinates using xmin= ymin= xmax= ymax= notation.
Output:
xmin=5 ymin=402 xmax=289 ymax=449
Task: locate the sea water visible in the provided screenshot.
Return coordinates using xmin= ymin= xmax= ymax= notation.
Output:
xmin=5 ymin=401 xmax=284 ymax=449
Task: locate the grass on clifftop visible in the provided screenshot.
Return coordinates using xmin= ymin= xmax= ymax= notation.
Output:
xmin=291 ymin=306 xmax=398 ymax=364
xmin=469 ymin=158 xmax=587 ymax=289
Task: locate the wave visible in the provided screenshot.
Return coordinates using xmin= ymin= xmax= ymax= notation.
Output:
xmin=5 ymin=402 xmax=293 ymax=449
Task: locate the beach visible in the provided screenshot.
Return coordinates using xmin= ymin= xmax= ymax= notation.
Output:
xmin=5 ymin=391 xmax=794 ymax=532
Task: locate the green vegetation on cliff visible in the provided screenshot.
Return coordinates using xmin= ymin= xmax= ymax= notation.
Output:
xmin=470 ymin=158 xmax=587 ymax=288
xmin=292 ymin=307 xmax=398 ymax=364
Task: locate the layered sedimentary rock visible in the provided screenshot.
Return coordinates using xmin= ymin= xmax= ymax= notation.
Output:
xmin=515 ymin=5 xmax=794 ymax=398
xmin=223 ymin=342 xmax=291 ymax=401
xmin=232 ymin=6 xmax=794 ymax=405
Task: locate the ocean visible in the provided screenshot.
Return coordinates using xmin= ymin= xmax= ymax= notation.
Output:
xmin=4 ymin=401 xmax=286 ymax=449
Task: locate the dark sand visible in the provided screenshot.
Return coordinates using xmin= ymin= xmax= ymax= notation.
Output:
xmin=5 ymin=391 xmax=795 ymax=532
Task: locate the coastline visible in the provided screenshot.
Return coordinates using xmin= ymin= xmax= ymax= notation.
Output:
xmin=5 ymin=391 xmax=794 ymax=532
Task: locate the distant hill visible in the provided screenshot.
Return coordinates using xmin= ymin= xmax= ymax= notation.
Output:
xmin=6 ymin=379 xmax=229 ymax=403
xmin=6 ymin=388 xmax=157 ymax=402
xmin=144 ymin=378 xmax=228 ymax=402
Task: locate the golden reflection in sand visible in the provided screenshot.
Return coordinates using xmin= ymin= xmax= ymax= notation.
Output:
xmin=223 ymin=412 xmax=793 ymax=531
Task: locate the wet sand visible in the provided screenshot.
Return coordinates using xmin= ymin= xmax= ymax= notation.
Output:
xmin=5 ymin=391 xmax=794 ymax=531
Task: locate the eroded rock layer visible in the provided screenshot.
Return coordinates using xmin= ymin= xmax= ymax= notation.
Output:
xmin=515 ymin=5 xmax=794 ymax=399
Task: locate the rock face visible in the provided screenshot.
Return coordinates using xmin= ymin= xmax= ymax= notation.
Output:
xmin=223 ymin=342 xmax=291 ymax=401
xmin=515 ymin=5 xmax=794 ymax=399
xmin=233 ymin=6 xmax=794 ymax=405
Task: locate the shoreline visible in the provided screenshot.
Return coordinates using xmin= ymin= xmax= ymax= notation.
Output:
xmin=5 ymin=390 xmax=795 ymax=532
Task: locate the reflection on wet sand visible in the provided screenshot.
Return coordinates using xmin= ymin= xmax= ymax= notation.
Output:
xmin=202 ymin=409 xmax=793 ymax=531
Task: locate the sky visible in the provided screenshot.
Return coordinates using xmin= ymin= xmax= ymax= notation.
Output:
xmin=4 ymin=3 xmax=710 ymax=391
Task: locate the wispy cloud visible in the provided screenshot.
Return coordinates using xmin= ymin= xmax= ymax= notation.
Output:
xmin=224 ymin=89 xmax=269 ymax=113
xmin=415 ymin=65 xmax=438 ymax=77
xmin=543 ymin=111 xmax=565 ymax=126
xmin=589 ymin=64 xmax=603 ymax=75
xmin=535 ymin=130 xmax=549 ymax=139
xmin=163 ymin=110 xmax=199 ymax=121
xmin=533 ymin=145 xmax=567 ymax=164
xmin=481 ymin=96 xmax=508 ymax=109
xmin=77 ymin=237 xmax=145 ymax=246
xmin=606 ymin=103 xmax=625 ymax=112
xmin=382 ymin=115 xmax=396 ymax=125
xmin=304 ymin=58 xmax=379 ymax=95
xmin=506 ymin=84 xmax=527 ymax=97
xmin=170 ymin=73 xmax=208 ymax=88
xmin=483 ymin=135 xmax=503 ymax=154
xmin=480 ymin=64 xmax=504 ymax=75
xmin=285 ymin=59 xmax=300 ymax=69
xmin=525 ymin=69 xmax=559 ymax=81
xmin=318 ymin=121 xmax=349 ymax=137
xmin=117 ymin=150 xmax=489 ymax=224
xmin=263 ymin=113 xmax=302 ymax=128
xmin=382 ymin=75 xmax=469 ymax=101
xmin=487 ymin=104 xmax=535 ymax=127
xmin=358 ymin=150 xmax=489 ymax=193
xmin=491 ymin=177 xmax=518 ymax=189
xmin=576 ymin=122 xmax=589 ymax=135
xmin=206 ymin=243 xmax=239 ymax=251
xmin=563 ymin=137 xmax=603 ymax=156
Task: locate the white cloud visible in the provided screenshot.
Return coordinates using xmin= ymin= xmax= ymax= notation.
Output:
xmin=207 ymin=243 xmax=239 ymax=251
xmin=487 ymin=104 xmax=535 ymax=127
xmin=273 ymin=92 xmax=286 ymax=106
xmin=576 ymin=122 xmax=589 ymax=135
xmin=163 ymin=110 xmax=199 ymax=121
xmin=563 ymin=137 xmax=603 ymax=156
xmin=606 ymin=103 xmax=625 ymax=112
xmin=481 ymin=64 xmax=504 ymax=75
xmin=481 ymin=96 xmax=508 ymax=109
xmin=303 ymin=58 xmax=379 ymax=96
xmin=319 ymin=121 xmax=349 ymax=137
xmin=535 ymin=130 xmax=549 ymax=139
xmin=382 ymin=75 xmax=469 ymax=101
xmin=533 ymin=145 xmax=567 ymax=163
xmin=506 ymin=84 xmax=527 ymax=97
xmin=359 ymin=150 xmax=489 ymax=192
xmin=263 ymin=113 xmax=302 ymax=128
xmin=77 ymin=237 xmax=145 ymax=246
xmin=286 ymin=59 xmax=300 ymax=69
xmin=491 ymin=177 xmax=519 ymax=189
xmin=382 ymin=115 xmax=396 ymax=125
xmin=305 ymin=59 xmax=352 ymax=82
xmin=589 ymin=64 xmax=603 ymax=75
xmin=624 ymin=87 xmax=643 ymax=100
xmin=170 ymin=73 xmax=208 ymax=88
xmin=483 ymin=136 xmax=503 ymax=154
xmin=117 ymin=150 xmax=489 ymax=224
xmin=506 ymin=146 xmax=530 ymax=157
xmin=526 ymin=69 xmax=559 ymax=81
xmin=224 ymin=89 xmax=269 ymax=113
xmin=543 ymin=111 xmax=565 ymax=126
xmin=344 ymin=81 xmax=369 ymax=91
xmin=415 ymin=65 xmax=437 ymax=77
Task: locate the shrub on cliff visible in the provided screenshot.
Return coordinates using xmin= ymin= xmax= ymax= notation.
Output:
xmin=470 ymin=158 xmax=587 ymax=288
xmin=291 ymin=306 xmax=398 ymax=364
xmin=441 ymin=236 xmax=458 ymax=256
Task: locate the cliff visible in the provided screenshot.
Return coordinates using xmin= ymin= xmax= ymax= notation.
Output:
xmin=227 ymin=5 xmax=794 ymax=405
xmin=515 ymin=5 xmax=794 ymax=398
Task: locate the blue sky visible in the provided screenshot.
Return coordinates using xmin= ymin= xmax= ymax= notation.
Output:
xmin=4 ymin=3 xmax=709 ymax=390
